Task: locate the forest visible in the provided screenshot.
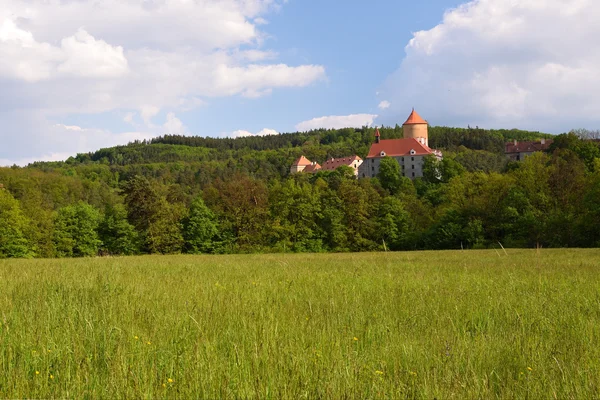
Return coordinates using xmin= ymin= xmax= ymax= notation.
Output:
xmin=1 ymin=125 xmax=599 ymax=258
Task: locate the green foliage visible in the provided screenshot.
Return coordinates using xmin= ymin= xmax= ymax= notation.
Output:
xmin=376 ymin=197 xmax=409 ymax=250
xmin=377 ymin=157 xmax=401 ymax=194
xmin=2 ymin=123 xmax=600 ymax=257
xmin=98 ymin=203 xmax=139 ymax=255
xmin=53 ymin=201 xmax=101 ymax=257
xmin=549 ymin=132 xmax=600 ymax=171
xmin=183 ymin=195 xmax=219 ymax=254
xmin=0 ymin=189 xmax=34 ymax=258
xmin=147 ymin=200 xmax=185 ymax=254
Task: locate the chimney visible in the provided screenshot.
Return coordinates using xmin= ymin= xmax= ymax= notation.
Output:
xmin=541 ymin=139 xmax=546 ymax=145
xmin=375 ymin=128 xmax=381 ymax=144
xmin=514 ymin=139 xmax=517 ymax=146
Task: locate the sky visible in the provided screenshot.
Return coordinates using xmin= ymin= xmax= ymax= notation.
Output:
xmin=1 ymin=0 xmax=600 ymax=166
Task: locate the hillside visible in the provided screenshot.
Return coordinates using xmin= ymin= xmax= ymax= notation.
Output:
xmin=1 ymin=125 xmax=599 ymax=258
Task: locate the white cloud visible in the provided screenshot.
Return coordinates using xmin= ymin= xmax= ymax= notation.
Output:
xmin=212 ymin=64 xmax=325 ymax=98
xmin=256 ymin=128 xmax=278 ymax=136
xmin=163 ymin=112 xmax=186 ymax=135
xmin=0 ymin=153 xmax=73 ymax=167
xmin=227 ymin=128 xmax=279 ymax=138
xmin=295 ymin=114 xmax=378 ymax=131
xmin=0 ymin=115 xmax=154 ymax=166
xmin=0 ymin=20 xmax=128 ymax=82
xmin=254 ymin=17 xmax=269 ymax=25
xmin=57 ymin=29 xmax=129 ymax=78
xmin=124 ymin=112 xmax=135 ymax=124
xmin=379 ymin=0 xmax=600 ymax=132
xmin=231 ymin=130 xmax=255 ymax=138
xmin=0 ymin=0 xmax=325 ymax=163
xmin=378 ymin=100 xmax=391 ymax=110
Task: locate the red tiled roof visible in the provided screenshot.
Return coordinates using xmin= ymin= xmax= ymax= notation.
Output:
xmin=292 ymin=155 xmax=312 ymax=166
xmin=321 ymin=155 xmax=362 ymax=171
xmin=303 ymin=163 xmax=321 ymax=173
xmin=403 ymin=109 xmax=428 ymax=125
xmin=505 ymin=139 xmax=553 ymax=154
xmin=367 ymin=138 xmax=433 ymax=158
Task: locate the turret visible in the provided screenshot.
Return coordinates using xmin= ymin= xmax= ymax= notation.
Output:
xmin=403 ymin=108 xmax=429 ymax=147
xmin=374 ymin=127 xmax=381 ymax=144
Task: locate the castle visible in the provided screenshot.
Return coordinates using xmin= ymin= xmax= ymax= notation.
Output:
xmin=359 ymin=109 xmax=442 ymax=179
xmin=291 ymin=109 xmax=442 ymax=179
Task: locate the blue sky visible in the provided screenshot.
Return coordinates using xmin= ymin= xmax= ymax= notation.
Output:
xmin=1 ymin=0 xmax=600 ymax=165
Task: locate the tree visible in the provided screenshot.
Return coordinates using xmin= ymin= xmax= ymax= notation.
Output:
xmin=54 ymin=201 xmax=101 ymax=257
xmin=423 ymin=155 xmax=466 ymax=183
xmin=377 ymin=157 xmax=401 ymax=194
xmin=269 ymin=179 xmax=324 ymax=252
xmin=122 ymin=175 xmax=161 ymax=234
xmin=146 ymin=200 xmax=185 ymax=254
xmin=0 ymin=189 xmax=34 ymax=258
xmin=98 ymin=203 xmax=139 ymax=255
xmin=376 ymin=197 xmax=410 ymax=250
xmin=183 ymin=195 xmax=219 ymax=253
xmin=204 ymin=174 xmax=269 ymax=251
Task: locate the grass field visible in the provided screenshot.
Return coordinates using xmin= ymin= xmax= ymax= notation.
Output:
xmin=1 ymin=249 xmax=599 ymax=398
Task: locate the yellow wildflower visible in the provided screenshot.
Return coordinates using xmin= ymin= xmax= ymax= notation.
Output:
xmin=162 ymin=383 xmax=166 ymax=388
xmin=353 ymin=337 xmax=359 ymax=341
xmin=50 ymin=375 xmax=54 ymax=380
xmin=134 ymin=336 xmax=139 ymax=340
xmin=375 ymin=370 xmax=384 ymax=375
xmin=146 ymin=341 xmax=151 ymax=345
xmin=168 ymin=378 xmax=174 ymax=383
xmin=527 ymin=367 xmax=532 ymax=371
xmin=35 ymin=371 xmax=40 ymax=375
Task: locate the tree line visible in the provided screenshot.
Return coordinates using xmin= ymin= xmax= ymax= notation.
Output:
xmin=1 ymin=130 xmax=599 ymax=258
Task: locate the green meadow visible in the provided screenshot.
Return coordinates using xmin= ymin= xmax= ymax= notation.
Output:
xmin=1 ymin=249 xmax=599 ymax=398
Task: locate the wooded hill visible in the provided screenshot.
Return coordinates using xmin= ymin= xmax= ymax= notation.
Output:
xmin=1 ymin=125 xmax=599 ymax=258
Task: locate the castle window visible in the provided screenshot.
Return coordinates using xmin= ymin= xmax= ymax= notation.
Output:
xmin=412 ymin=172 xmax=415 ymax=177
xmin=411 ymin=157 xmax=414 ymax=161
xmin=412 ymin=165 xmax=415 ymax=170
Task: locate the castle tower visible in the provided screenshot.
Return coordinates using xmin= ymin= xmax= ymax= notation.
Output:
xmin=374 ymin=127 xmax=381 ymax=143
xmin=402 ymin=109 xmax=428 ymax=147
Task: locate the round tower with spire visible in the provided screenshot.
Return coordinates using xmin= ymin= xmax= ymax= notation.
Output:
xmin=402 ymin=108 xmax=429 ymax=147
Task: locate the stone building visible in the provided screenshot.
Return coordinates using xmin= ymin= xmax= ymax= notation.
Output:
xmin=290 ymin=155 xmax=362 ymax=176
xmin=505 ymin=139 xmax=553 ymax=161
xmin=290 ymin=156 xmax=313 ymax=174
xmin=359 ymin=109 xmax=442 ymax=179
xmin=320 ymin=155 xmax=363 ymax=176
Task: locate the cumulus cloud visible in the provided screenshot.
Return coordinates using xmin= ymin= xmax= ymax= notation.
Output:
xmin=0 ymin=20 xmax=128 ymax=82
xmin=295 ymin=114 xmax=378 ymax=131
xmin=379 ymin=0 xmax=600 ymax=132
xmin=378 ymin=101 xmax=391 ymax=110
xmin=228 ymin=128 xmax=279 ymax=138
xmin=0 ymin=114 xmax=154 ymax=167
xmin=163 ymin=113 xmax=187 ymax=135
xmin=0 ymin=0 xmax=325 ymax=164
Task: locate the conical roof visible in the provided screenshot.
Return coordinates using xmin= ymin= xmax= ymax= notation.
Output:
xmin=292 ymin=155 xmax=312 ymax=166
xmin=403 ymin=109 xmax=428 ymax=125
xmin=374 ymin=128 xmax=381 ymax=137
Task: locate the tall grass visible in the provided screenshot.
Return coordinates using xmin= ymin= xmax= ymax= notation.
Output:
xmin=0 ymin=249 xmax=599 ymax=398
